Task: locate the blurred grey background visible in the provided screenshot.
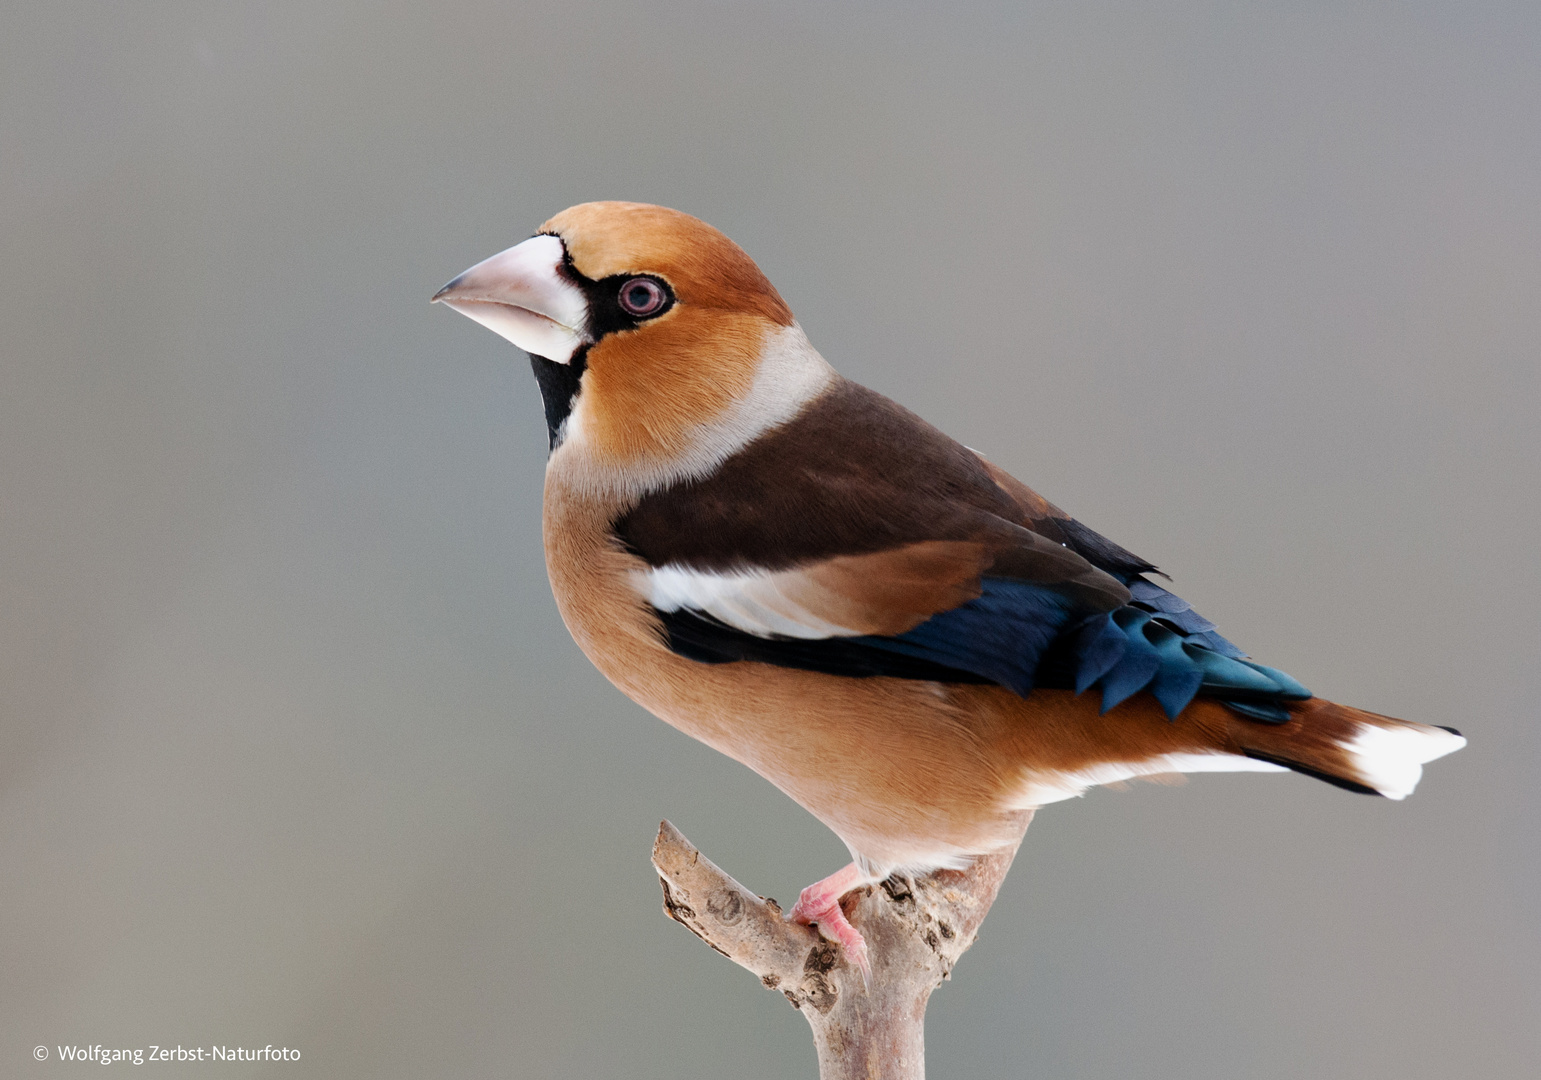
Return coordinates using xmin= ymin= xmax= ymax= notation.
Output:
xmin=3 ymin=2 xmax=1538 ymax=1076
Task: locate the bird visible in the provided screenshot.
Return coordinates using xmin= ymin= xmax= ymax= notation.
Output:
xmin=432 ymin=201 xmax=1465 ymax=980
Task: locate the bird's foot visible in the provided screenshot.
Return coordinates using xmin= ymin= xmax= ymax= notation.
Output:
xmin=789 ymin=863 xmax=872 ymax=988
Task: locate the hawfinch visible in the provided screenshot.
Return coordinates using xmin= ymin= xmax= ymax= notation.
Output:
xmin=433 ymin=202 xmax=1465 ymax=977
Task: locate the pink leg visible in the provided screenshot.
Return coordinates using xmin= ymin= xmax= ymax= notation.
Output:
xmin=788 ymin=862 xmax=873 ymax=986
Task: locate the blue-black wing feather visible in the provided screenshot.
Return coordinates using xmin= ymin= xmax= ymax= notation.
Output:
xmin=656 ymin=568 xmax=1311 ymax=723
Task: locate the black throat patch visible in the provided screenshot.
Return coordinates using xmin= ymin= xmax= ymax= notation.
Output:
xmin=529 ymin=347 xmax=588 ymax=450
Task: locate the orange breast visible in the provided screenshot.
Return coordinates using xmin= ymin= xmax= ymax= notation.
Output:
xmin=540 ymin=460 xmax=1241 ymax=874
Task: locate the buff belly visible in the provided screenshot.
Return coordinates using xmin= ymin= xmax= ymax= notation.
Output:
xmin=540 ymin=471 xmax=1264 ymax=876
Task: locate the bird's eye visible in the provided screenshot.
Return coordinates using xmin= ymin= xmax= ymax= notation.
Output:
xmin=617 ymin=277 xmax=667 ymax=317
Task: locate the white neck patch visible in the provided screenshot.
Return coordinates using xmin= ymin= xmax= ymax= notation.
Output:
xmin=550 ymin=322 xmax=838 ymax=502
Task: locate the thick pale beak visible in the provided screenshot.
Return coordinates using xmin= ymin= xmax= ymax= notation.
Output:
xmin=431 ymin=234 xmax=590 ymax=363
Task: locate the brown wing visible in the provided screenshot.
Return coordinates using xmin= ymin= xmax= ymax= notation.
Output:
xmin=616 ymin=377 xmax=1131 ymax=628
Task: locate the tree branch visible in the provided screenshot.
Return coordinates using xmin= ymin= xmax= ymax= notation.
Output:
xmin=650 ymin=816 xmax=1030 ymax=1079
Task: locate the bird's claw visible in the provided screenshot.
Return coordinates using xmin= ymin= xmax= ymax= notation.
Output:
xmin=791 ymin=883 xmax=872 ymax=989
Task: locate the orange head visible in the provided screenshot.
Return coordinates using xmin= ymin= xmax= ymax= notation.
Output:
xmin=434 ymin=203 xmax=811 ymax=469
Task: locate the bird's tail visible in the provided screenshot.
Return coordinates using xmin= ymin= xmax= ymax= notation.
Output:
xmin=1227 ymin=697 xmax=1465 ymax=800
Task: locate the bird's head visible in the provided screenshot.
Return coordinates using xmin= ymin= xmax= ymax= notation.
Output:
xmin=434 ymin=202 xmax=828 ymax=485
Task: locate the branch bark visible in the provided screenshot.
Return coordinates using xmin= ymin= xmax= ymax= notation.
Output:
xmin=650 ymin=817 xmax=1030 ymax=1080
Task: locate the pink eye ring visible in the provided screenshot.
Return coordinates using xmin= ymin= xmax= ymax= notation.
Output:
xmin=618 ymin=277 xmax=667 ymax=317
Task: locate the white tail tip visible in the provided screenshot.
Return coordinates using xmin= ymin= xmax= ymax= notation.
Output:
xmin=1347 ymin=723 xmax=1466 ymax=800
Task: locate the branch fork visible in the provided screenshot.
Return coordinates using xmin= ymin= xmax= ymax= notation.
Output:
xmin=650 ymin=818 xmax=1028 ymax=1079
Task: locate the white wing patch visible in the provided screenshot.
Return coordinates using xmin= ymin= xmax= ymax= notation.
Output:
xmin=637 ymin=563 xmax=862 ymax=640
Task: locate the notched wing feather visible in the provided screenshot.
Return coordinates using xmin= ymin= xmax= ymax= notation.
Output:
xmin=619 ymin=377 xmax=1311 ymax=721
